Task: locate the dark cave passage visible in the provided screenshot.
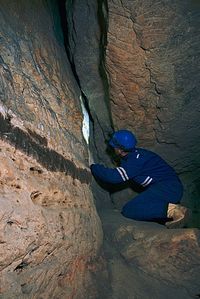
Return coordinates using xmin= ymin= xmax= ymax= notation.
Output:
xmin=56 ymin=0 xmax=113 ymax=163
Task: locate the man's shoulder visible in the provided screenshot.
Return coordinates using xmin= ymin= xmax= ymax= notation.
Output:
xmin=125 ymin=148 xmax=149 ymax=163
xmin=135 ymin=147 xmax=154 ymax=157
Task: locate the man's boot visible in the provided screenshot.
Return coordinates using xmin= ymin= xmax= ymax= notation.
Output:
xmin=166 ymin=203 xmax=191 ymax=229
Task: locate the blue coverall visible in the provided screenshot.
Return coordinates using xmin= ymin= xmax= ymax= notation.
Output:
xmin=90 ymin=148 xmax=183 ymax=221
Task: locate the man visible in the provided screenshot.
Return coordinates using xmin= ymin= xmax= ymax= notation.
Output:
xmin=90 ymin=129 xmax=185 ymax=226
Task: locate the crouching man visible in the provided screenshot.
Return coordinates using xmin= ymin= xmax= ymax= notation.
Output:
xmin=90 ymin=130 xmax=188 ymax=227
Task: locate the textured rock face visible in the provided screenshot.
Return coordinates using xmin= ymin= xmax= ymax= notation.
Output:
xmin=101 ymin=209 xmax=200 ymax=299
xmin=105 ymin=0 xmax=200 ymax=221
xmin=66 ymin=0 xmax=113 ymax=162
xmin=0 ymin=1 xmax=85 ymax=161
xmin=0 ymin=1 xmax=104 ymax=298
xmin=0 ymin=141 xmax=103 ymax=298
xmin=1 ymin=0 xmax=200 ymax=298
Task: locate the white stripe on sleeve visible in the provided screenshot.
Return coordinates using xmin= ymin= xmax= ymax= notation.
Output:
xmin=141 ymin=176 xmax=150 ymax=185
xmin=143 ymin=177 xmax=153 ymax=187
xmin=118 ymin=167 xmax=129 ymax=180
xmin=116 ymin=167 xmax=126 ymax=181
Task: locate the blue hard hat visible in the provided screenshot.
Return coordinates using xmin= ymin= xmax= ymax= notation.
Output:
xmin=109 ymin=130 xmax=137 ymax=151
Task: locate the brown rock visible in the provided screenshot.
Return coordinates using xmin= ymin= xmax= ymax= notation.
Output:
xmin=0 ymin=140 xmax=103 ymax=298
xmin=101 ymin=209 xmax=200 ymax=298
xmin=0 ymin=1 xmax=104 ymax=297
xmin=106 ymin=2 xmax=157 ymax=145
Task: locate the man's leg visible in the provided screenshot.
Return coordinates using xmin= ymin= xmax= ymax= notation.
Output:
xmin=121 ymin=189 xmax=169 ymax=222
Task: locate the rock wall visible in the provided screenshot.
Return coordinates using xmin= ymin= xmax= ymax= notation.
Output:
xmin=101 ymin=210 xmax=200 ymax=299
xmin=1 ymin=0 xmax=200 ymax=298
xmin=105 ymin=0 xmax=200 ymax=224
xmin=65 ymin=0 xmax=115 ymax=213
xmin=65 ymin=0 xmax=113 ymax=163
xmin=0 ymin=1 xmax=105 ymax=298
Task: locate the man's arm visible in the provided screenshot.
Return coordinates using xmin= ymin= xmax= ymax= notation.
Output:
xmin=90 ymin=163 xmax=129 ymax=184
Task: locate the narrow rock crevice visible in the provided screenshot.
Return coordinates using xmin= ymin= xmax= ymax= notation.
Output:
xmin=97 ymin=0 xmax=111 ymax=116
xmin=57 ymin=0 xmax=95 ymax=133
xmin=59 ymin=0 xmax=114 ymax=163
xmin=57 ymin=0 xmax=103 ymax=163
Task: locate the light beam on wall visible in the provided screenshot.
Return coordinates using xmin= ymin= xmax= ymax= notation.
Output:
xmin=80 ymin=95 xmax=90 ymax=145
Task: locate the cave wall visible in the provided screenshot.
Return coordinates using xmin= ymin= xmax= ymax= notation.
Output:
xmin=0 ymin=1 xmax=105 ymax=298
xmin=104 ymin=0 xmax=200 ymax=224
xmin=0 ymin=0 xmax=200 ymax=298
xmin=65 ymin=0 xmax=200 ymax=224
xmin=65 ymin=0 xmax=113 ymax=163
xmin=64 ymin=0 xmax=116 ymax=213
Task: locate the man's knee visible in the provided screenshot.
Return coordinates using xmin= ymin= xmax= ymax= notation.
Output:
xmin=121 ymin=197 xmax=168 ymax=221
xmin=121 ymin=203 xmax=144 ymax=220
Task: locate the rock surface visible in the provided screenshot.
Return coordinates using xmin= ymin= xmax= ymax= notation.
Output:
xmin=105 ymin=0 xmax=200 ymax=223
xmin=0 ymin=1 xmax=85 ymax=162
xmin=66 ymin=0 xmax=113 ymax=162
xmin=0 ymin=1 xmax=104 ymax=298
xmin=0 ymin=141 xmax=103 ymax=298
xmin=101 ymin=209 xmax=200 ymax=299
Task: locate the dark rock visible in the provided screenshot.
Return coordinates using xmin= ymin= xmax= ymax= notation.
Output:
xmin=66 ymin=0 xmax=113 ymax=162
